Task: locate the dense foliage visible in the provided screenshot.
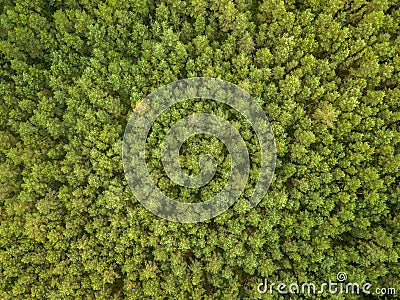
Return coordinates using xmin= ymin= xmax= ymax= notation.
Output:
xmin=1 ymin=0 xmax=399 ymax=298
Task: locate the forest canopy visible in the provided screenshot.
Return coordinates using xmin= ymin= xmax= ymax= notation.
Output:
xmin=0 ymin=0 xmax=399 ymax=299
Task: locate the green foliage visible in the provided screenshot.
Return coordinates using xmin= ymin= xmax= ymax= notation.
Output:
xmin=0 ymin=0 xmax=399 ymax=299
